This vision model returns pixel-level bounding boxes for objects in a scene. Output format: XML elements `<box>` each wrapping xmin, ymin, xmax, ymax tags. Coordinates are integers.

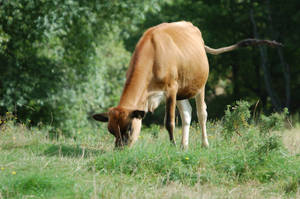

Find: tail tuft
<box><xmin>237</xmin><ymin>38</ymin><xmax>283</xmax><ymax>48</ymax></box>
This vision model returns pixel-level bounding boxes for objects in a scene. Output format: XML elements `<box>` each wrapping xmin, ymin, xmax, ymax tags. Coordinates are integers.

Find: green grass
<box><xmin>0</xmin><ymin>117</ymin><xmax>300</xmax><ymax>198</ymax></box>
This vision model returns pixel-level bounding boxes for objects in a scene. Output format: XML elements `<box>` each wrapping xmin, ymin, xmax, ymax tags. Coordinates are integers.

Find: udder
<box><xmin>146</xmin><ymin>91</ymin><xmax>164</xmax><ymax>112</ymax></box>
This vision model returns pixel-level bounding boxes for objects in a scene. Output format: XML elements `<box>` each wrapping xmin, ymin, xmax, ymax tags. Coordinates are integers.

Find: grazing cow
<box><xmin>93</xmin><ymin>21</ymin><xmax>281</xmax><ymax>148</ymax></box>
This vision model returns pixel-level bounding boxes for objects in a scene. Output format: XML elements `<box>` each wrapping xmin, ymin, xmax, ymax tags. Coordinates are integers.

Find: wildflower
<box><xmin>13</xmin><ymin>136</ymin><xmax>16</xmax><ymax>140</ymax></box>
<box><xmin>1</xmin><ymin>167</ymin><xmax>4</xmax><ymax>171</ymax></box>
<box><xmin>11</xmin><ymin>171</ymin><xmax>16</xmax><ymax>175</ymax></box>
<box><xmin>185</xmin><ymin>157</ymin><xmax>189</xmax><ymax>160</ymax></box>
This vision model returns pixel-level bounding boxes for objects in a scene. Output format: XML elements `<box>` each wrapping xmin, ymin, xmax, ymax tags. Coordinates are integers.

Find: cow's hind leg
<box><xmin>196</xmin><ymin>89</ymin><xmax>209</xmax><ymax>147</ymax></box>
<box><xmin>165</xmin><ymin>86</ymin><xmax>178</xmax><ymax>145</ymax></box>
<box><xmin>177</xmin><ymin>99</ymin><xmax>192</xmax><ymax>149</ymax></box>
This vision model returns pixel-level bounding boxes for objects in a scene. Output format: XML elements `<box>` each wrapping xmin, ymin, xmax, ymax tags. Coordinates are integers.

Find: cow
<box><xmin>93</xmin><ymin>21</ymin><xmax>281</xmax><ymax>149</ymax></box>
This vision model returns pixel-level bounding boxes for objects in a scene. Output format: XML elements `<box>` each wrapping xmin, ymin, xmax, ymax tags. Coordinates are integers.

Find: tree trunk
<box><xmin>232</xmin><ymin>61</ymin><xmax>239</xmax><ymax>100</ymax></box>
<box><xmin>266</xmin><ymin>0</ymin><xmax>291</xmax><ymax>109</ymax></box>
<box><xmin>249</xmin><ymin>9</ymin><xmax>282</xmax><ymax>111</ymax></box>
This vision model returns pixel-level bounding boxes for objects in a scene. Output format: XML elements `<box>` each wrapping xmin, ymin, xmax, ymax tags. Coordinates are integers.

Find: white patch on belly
<box><xmin>146</xmin><ymin>91</ymin><xmax>165</xmax><ymax>113</ymax></box>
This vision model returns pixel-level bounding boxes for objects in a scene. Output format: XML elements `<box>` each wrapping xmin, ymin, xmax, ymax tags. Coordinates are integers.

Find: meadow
<box><xmin>0</xmin><ymin>102</ymin><xmax>299</xmax><ymax>199</ymax></box>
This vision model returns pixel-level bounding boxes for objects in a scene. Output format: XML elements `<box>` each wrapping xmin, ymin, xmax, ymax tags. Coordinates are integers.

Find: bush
<box><xmin>223</xmin><ymin>101</ymin><xmax>251</xmax><ymax>138</ymax></box>
<box><xmin>259</xmin><ymin>108</ymin><xmax>289</xmax><ymax>134</ymax></box>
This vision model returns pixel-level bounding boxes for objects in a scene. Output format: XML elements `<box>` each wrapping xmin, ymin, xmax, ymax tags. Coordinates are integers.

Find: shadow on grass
<box><xmin>42</xmin><ymin>144</ymin><xmax>105</xmax><ymax>158</ymax></box>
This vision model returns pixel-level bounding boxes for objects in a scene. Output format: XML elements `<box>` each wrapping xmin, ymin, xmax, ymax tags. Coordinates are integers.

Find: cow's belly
<box><xmin>176</xmin><ymin>67</ymin><xmax>208</xmax><ymax>100</ymax></box>
<box><xmin>177</xmin><ymin>87</ymin><xmax>200</xmax><ymax>100</ymax></box>
<box><xmin>176</xmin><ymin>75</ymin><xmax>206</xmax><ymax>100</ymax></box>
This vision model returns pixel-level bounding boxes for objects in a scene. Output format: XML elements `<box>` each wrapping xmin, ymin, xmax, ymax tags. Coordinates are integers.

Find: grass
<box><xmin>0</xmin><ymin>110</ymin><xmax>300</xmax><ymax>198</ymax></box>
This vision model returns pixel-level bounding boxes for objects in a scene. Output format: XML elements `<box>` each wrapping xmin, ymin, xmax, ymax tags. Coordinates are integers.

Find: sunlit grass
<box><xmin>0</xmin><ymin>110</ymin><xmax>299</xmax><ymax>198</ymax></box>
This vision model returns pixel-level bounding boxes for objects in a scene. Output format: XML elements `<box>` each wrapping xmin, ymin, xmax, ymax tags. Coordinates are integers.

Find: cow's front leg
<box><xmin>128</xmin><ymin>118</ymin><xmax>142</xmax><ymax>147</ymax></box>
<box><xmin>165</xmin><ymin>87</ymin><xmax>177</xmax><ymax>145</ymax></box>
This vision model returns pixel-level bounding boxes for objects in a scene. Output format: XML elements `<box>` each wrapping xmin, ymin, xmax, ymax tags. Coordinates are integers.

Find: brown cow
<box><xmin>93</xmin><ymin>21</ymin><xmax>281</xmax><ymax>149</ymax></box>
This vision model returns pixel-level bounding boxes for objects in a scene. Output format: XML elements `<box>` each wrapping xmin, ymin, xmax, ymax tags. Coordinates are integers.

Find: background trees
<box><xmin>0</xmin><ymin>0</ymin><xmax>299</xmax><ymax>132</ymax></box>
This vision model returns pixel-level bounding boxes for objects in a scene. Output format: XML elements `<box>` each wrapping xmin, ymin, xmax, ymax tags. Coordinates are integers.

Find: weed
<box><xmin>259</xmin><ymin>108</ymin><xmax>289</xmax><ymax>135</ymax></box>
<box><xmin>283</xmin><ymin>177</ymin><xmax>300</xmax><ymax>194</ymax></box>
<box><xmin>223</xmin><ymin>101</ymin><xmax>251</xmax><ymax>138</ymax></box>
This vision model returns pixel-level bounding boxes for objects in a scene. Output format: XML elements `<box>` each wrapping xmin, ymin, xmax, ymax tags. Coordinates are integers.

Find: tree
<box><xmin>0</xmin><ymin>0</ymin><xmax>162</xmax><ymax>132</ymax></box>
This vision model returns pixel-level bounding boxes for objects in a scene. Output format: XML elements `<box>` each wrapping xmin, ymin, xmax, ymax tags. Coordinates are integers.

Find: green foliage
<box><xmin>0</xmin><ymin>27</ymin><xmax>9</xmax><ymax>53</ymax></box>
<box><xmin>222</xmin><ymin>100</ymin><xmax>289</xmax><ymax>139</ymax></box>
<box><xmin>52</xmin><ymin>37</ymin><xmax>131</xmax><ymax>134</ymax></box>
<box><xmin>0</xmin><ymin>0</ymin><xmax>164</xmax><ymax>134</ymax></box>
<box><xmin>223</xmin><ymin>101</ymin><xmax>251</xmax><ymax>138</ymax></box>
<box><xmin>259</xmin><ymin>108</ymin><xmax>289</xmax><ymax>134</ymax></box>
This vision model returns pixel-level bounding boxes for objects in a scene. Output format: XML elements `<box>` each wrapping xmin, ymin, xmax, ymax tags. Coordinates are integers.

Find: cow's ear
<box><xmin>130</xmin><ymin>110</ymin><xmax>146</xmax><ymax>119</ymax></box>
<box><xmin>93</xmin><ymin>113</ymin><xmax>109</xmax><ymax>122</ymax></box>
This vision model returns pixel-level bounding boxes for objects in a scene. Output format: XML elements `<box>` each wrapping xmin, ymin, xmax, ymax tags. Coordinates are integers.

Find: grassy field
<box><xmin>0</xmin><ymin>108</ymin><xmax>300</xmax><ymax>198</ymax></box>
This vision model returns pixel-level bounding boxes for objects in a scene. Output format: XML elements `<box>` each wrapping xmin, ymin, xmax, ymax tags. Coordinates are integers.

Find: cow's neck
<box><xmin>118</xmin><ymin>66</ymin><xmax>150</xmax><ymax>111</ymax></box>
<box><xmin>118</xmin><ymin>37</ymin><xmax>154</xmax><ymax>111</ymax></box>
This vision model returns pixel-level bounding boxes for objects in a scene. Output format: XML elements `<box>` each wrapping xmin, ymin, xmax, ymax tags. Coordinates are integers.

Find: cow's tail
<box><xmin>204</xmin><ymin>39</ymin><xmax>282</xmax><ymax>55</ymax></box>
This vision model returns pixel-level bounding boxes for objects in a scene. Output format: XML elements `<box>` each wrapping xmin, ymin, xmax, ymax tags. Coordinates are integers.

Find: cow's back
<box><xmin>149</xmin><ymin>21</ymin><xmax>209</xmax><ymax>99</ymax></box>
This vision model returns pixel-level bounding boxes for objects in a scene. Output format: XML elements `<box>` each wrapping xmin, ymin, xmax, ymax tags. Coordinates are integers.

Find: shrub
<box><xmin>223</xmin><ymin>101</ymin><xmax>251</xmax><ymax>138</ymax></box>
<box><xmin>259</xmin><ymin>108</ymin><xmax>289</xmax><ymax>134</ymax></box>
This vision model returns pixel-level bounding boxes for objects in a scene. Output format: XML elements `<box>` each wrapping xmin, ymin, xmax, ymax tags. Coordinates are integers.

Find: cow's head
<box><xmin>93</xmin><ymin>106</ymin><xmax>145</xmax><ymax>148</ymax></box>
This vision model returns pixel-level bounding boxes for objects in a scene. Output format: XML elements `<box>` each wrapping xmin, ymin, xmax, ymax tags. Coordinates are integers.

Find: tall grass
<box><xmin>90</xmin><ymin>101</ymin><xmax>299</xmax><ymax>194</ymax></box>
<box><xmin>91</xmin><ymin>125</ymin><xmax>299</xmax><ymax>186</ymax></box>
<box><xmin>0</xmin><ymin>102</ymin><xmax>300</xmax><ymax>198</ymax></box>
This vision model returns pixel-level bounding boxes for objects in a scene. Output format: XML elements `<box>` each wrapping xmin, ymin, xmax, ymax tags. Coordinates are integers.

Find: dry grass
<box><xmin>282</xmin><ymin>126</ymin><xmax>300</xmax><ymax>155</ymax></box>
<box><xmin>134</xmin><ymin>181</ymin><xmax>294</xmax><ymax>199</ymax></box>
